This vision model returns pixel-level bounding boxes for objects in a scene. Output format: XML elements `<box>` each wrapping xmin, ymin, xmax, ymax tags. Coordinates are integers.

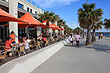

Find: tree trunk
<box><xmin>86</xmin><ymin>25</ymin><xmax>91</xmax><ymax>45</ymax></box>
<box><xmin>82</xmin><ymin>28</ymin><xmax>84</xmax><ymax>38</ymax></box>
<box><xmin>92</xmin><ymin>29</ymin><xmax>95</xmax><ymax>43</ymax></box>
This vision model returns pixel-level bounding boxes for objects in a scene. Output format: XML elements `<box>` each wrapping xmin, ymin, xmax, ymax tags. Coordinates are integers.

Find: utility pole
<box><xmin>87</xmin><ymin>0</ymin><xmax>88</xmax><ymax>3</ymax></box>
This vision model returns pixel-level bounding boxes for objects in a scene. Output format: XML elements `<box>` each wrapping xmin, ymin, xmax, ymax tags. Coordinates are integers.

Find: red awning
<box><xmin>18</xmin><ymin>12</ymin><xmax>45</xmax><ymax>28</ymax></box>
<box><xmin>1</xmin><ymin>12</ymin><xmax>46</xmax><ymax>28</ymax></box>
<box><xmin>60</xmin><ymin>27</ymin><xmax>65</xmax><ymax>31</ymax></box>
<box><xmin>0</xmin><ymin>8</ymin><xmax>26</xmax><ymax>22</ymax></box>
<box><xmin>43</xmin><ymin>20</ymin><xmax>56</xmax><ymax>30</ymax></box>
<box><xmin>52</xmin><ymin>23</ymin><xmax>61</xmax><ymax>30</ymax></box>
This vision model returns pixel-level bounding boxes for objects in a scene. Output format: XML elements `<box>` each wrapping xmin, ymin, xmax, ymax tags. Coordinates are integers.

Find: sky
<box><xmin>33</xmin><ymin>0</ymin><xmax>110</xmax><ymax>32</ymax></box>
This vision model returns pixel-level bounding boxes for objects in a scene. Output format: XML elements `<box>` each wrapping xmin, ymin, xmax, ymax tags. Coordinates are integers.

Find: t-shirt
<box><xmin>27</xmin><ymin>39</ymin><xmax>31</xmax><ymax>43</ymax></box>
<box><xmin>69</xmin><ymin>36</ymin><xmax>74</xmax><ymax>41</ymax></box>
<box><xmin>43</xmin><ymin>38</ymin><xmax>47</xmax><ymax>41</ymax></box>
<box><xmin>76</xmin><ymin>35</ymin><xmax>80</xmax><ymax>41</ymax></box>
<box><xmin>9</xmin><ymin>34</ymin><xmax>15</xmax><ymax>42</ymax></box>
<box><xmin>5</xmin><ymin>40</ymin><xmax>12</xmax><ymax>50</ymax></box>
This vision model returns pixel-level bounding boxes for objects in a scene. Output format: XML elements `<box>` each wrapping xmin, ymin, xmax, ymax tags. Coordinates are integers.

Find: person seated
<box><xmin>54</xmin><ymin>34</ymin><xmax>57</xmax><ymax>38</ymax></box>
<box><xmin>38</xmin><ymin>35</ymin><xmax>42</xmax><ymax>41</ymax></box>
<box><xmin>43</xmin><ymin>35</ymin><xmax>47</xmax><ymax>44</ymax></box>
<box><xmin>5</xmin><ymin>37</ymin><xmax>14</xmax><ymax>56</ymax></box>
<box><xmin>9</xmin><ymin>31</ymin><xmax>16</xmax><ymax>44</ymax></box>
<box><xmin>26</xmin><ymin>37</ymin><xmax>31</xmax><ymax>43</ymax></box>
<box><xmin>20</xmin><ymin>37</ymin><xmax>29</xmax><ymax>54</ymax></box>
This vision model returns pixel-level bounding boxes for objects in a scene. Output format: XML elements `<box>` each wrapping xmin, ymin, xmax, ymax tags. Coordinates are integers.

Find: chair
<box><xmin>55</xmin><ymin>38</ymin><xmax>58</xmax><ymax>42</ymax></box>
<box><xmin>16</xmin><ymin>46</ymin><xmax>25</xmax><ymax>57</ymax></box>
<box><xmin>46</xmin><ymin>40</ymin><xmax>49</xmax><ymax>46</ymax></box>
<box><xmin>29</xmin><ymin>44</ymin><xmax>34</xmax><ymax>49</ymax></box>
<box><xmin>40</xmin><ymin>41</ymin><xmax>44</xmax><ymax>47</ymax></box>
<box><xmin>0</xmin><ymin>51</ymin><xmax>7</xmax><ymax>62</ymax></box>
<box><xmin>52</xmin><ymin>39</ymin><xmax>55</xmax><ymax>43</ymax></box>
<box><xmin>34</xmin><ymin>42</ymin><xmax>41</xmax><ymax>50</ymax></box>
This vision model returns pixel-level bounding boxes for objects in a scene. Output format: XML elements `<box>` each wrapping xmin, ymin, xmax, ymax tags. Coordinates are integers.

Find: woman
<box><xmin>69</xmin><ymin>34</ymin><xmax>74</xmax><ymax>46</ymax></box>
<box><xmin>38</xmin><ymin>35</ymin><xmax>42</xmax><ymax>41</ymax></box>
<box><xmin>43</xmin><ymin>35</ymin><xmax>47</xmax><ymax>44</ymax></box>
<box><xmin>21</xmin><ymin>37</ymin><xmax>29</xmax><ymax>54</ymax></box>
<box><xmin>75</xmin><ymin>33</ymin><xmax>80</xmax><ymax>47</ymax></box>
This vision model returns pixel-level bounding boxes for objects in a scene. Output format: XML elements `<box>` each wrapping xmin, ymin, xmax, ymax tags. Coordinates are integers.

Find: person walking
<box><xmin>99</xmin><ymin>34</ymin><xmax>101</xmax><ymax>40</ymax></box>
<box><xmin>69</xmin><ymin>34</ymin><xmax>74</xmax><ymax>46</ymax></box>
<box><xmin>75</xmin><ymin>33</ymin><xmax>80</xmax><ymax>47</ymax></box>
<box><xmin>101</xmin><ymin>34</ymin><xmax>103</xmax><ymax>39</ymax></box>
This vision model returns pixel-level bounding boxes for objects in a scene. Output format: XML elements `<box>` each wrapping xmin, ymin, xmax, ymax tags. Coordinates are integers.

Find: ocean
<box><xmin>85</xmin><ymin>32</ymin><xmax>110</xmax><ymax>37</ymax></box>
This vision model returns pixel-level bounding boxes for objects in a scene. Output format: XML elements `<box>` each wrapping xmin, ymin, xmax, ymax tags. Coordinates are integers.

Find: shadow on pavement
<box><xmin>65</xmin><ymin>42</ymin><xmax>85</xmax><ymax>47</ymax></box>
<box><xmin>86</xmin><ymin>43</ymin><xmax>110</xmax><ymax>53</ymax></box>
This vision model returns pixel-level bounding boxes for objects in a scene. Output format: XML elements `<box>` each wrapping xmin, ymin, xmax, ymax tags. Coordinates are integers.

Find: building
<box><xmin>0</xmin><ymin>0</ymin><xmax>44</xmax><ymax>42</ymax></box>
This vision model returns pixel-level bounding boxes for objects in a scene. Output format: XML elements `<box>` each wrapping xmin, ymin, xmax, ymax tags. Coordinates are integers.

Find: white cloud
<box><xmin>34</xmin><ymin>0</ymin><xmax>80</xmax><ymax>9</ymax></box>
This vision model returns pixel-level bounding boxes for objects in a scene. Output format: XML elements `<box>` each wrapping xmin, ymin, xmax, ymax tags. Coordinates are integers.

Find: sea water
<box><xmin>85</xmin><ymin>33</ymin><xmax>110</xmax><ymax>37</ymax></box>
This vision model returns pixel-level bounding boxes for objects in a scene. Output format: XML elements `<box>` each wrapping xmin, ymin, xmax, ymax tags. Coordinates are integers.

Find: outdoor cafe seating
<box><xmin>0</xmin><ymin>35</ymin><xmax>65</xmax><ymax>64</ymax></box>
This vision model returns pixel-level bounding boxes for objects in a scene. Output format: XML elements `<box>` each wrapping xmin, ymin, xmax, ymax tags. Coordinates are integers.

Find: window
<box><xmin>27</xmin><ymin>7</ymin><xmax>29</xmax><ymax>12</ymax></box>
<box><xmin>30</xmin><ymin>9</ymin><xmax>32</xmax><ymax>13</ymax></box>
<box><xmin>18</xmin><ymin>3</ymin><xmax>24</xmax><ymax>9</ymax></box>
<box><xmin>35</xmin><ymin>11</ymin><xmax>37</xmax><ymax>15</ymax></box>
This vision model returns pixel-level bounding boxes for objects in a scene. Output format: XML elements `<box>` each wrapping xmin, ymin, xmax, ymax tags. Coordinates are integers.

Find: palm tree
<box><xmin>91</xmin><ymin>21</ymin><xmax>102</xmax><ymax>42</ymax></box>
<box><xmin>91</xmin><ymin>9</ymin><xmax>103</xmax><ymax>42</ymax></box>
<box><xmin>73</xmin><ymin>27</ymin><xmax>83</xmax><ymax>34</ymax></box>
<box><xmin>103</xmin><ymin>18</ymin><xmax>110</xmax><ymax>30</ymax></box>
<box><xmin>78</xmin><ymin>3</ymin><xmax>97</xmax><ymax>45</ymax></box>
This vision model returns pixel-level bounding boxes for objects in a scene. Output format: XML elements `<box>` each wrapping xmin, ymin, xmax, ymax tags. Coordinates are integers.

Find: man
<box><xmin>75</xmin><ymin>33</ymin><xmax>80</xmax><ymax>47</ymax></box>
<box><xmin>5</xmin><ymin>37</ymin><xmax>14</xmax><ymax>56</ymax></box>
<box><xmin>9</xmin><ymin>31</ymin><xmax>16</xmax><ymax>44</ymax></box>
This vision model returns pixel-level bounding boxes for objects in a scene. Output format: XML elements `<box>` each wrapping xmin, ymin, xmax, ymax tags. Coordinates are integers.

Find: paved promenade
<box><xmin>31</xmin><ymin>38</ymin><xmax>110</xmax><ymax>73</ymax></box>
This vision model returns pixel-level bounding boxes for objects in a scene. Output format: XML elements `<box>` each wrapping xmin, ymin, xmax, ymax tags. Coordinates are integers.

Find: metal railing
<box><xmin>26</xmin><ymin>0</ymin><xmax>44</xmax><ymax>11</ymax></box>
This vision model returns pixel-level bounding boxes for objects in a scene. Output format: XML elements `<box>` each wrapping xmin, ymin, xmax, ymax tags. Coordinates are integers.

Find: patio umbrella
<box><xmin>60</xmin><ymin>27</ymin><xmax>65</xmax><ymax>31</ymax></box>
<box><xmin>0</xmin><ymin>8</ymin><xmax>26</xmax><ymax>22</ymax></box>
<box><xmin>52</xmin><ymin>23</ymin><xmax>61</xmax><ymax>30</ymax></box>
<box><xmin>42</xmin><ymin>20</ymin><xmax>56</xmax><ymax>30</ymax></box>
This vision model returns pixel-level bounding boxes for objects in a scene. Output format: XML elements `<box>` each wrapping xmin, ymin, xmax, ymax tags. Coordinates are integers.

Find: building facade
<box><xmin>0</xmin><ymin>0</ymin><xmax>44</xmax><ymax>42</ymax></box>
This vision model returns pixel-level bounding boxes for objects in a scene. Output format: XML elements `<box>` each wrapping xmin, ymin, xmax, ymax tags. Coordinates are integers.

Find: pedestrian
<box><xmin>101</xmin><ymin>34</ymin><xmax>103</xmax><ymax>39</ymax></box>
<box><xmin>69</xmin><ymin>34</ymin><xmax>74</xmax><ymax>46</ymax></box>
<box><xmin>99</xmin><ymin>34</ymin><xmax>101</xmax><ymax>40</ymax></box>
<box><xmin>75</xmin><ymin>33</ymin><xmax>80</xmax><ymax>47</ymax></box>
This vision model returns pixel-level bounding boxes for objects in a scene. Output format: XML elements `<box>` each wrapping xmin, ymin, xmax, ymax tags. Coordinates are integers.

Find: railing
<box><xmin>26</xmin><ymin>0</ymin><xmax>44</xmax><ymax>12</ymax></box>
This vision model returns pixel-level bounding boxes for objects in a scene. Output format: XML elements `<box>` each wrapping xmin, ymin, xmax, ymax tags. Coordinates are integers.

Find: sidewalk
<box><xmin>31</xmin><ymin>38</ymin><xmax>110</xmax><ymax>73</ymax></box>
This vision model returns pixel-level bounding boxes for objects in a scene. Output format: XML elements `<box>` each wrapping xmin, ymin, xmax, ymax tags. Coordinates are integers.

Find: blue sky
<box><xmin>34</xmin><ymin>0</ymin><xmax>110</xmax><ymax>32</ymax></box>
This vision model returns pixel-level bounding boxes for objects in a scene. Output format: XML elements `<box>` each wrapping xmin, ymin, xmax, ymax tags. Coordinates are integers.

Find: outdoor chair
<box><xmin>16</xmin><ymin>46</ymin><xmax>25</xmax><ymax>57</ymax></box>
<box><xmin>34</xmin><ymin>42</ymin><xmax>41</xmax><ymax>50</ymax></box>
<box><xmin>52</xmin><ymin>39</ymin><xmax>55</xmax><ymax>43</ymax></box>
<box><xmin>29</xmin><ymin>44</ymin><xmax>34</xmax><ymax>49</ymax></box>
<box><xmin>25</xmin><ymin>48</ymin><xmax>30</xmax><ymax>54</ymax></box>
<box><xmin>40</xmin><ymin>41</ymin><xmax>44</xmax><ymax>47</ymax></box>
<box><xmin>0</xmin><ymin>50</ymin><xmax>7</xmax><ymax>62</ymax></box>
<box><xmin>55</xmin><ymin>38</ymin><xmax>58</xmax><ymax>42</ymax></box>
<box><xmin>45</xmin><ymin>40</ymin><xmax>49</xmax><ymax>46</ymax></box>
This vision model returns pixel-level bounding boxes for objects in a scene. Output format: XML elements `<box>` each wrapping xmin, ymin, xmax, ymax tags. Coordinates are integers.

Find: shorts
<box><xmin>44</xmin><ymin>41</ymin><xmax>46</xmax><ymax>43</ymax></box>
<box><xmin>12</xmin><ymin>41</ymin><xmax>16</xmax><ymax>44</ymax></box>
<box><xmin>70</xmin><ymin>41</ymin><xmax>73</xmax><ymax>43</ymax></box>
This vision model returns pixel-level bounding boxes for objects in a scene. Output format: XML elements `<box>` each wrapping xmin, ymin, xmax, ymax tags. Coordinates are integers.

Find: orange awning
<box><xmin>52</xmin><ymin>23</ymin><xmax>61</xmax><ymax>30</ymax></box>
<box><xmin>43</xmin><ymin>20</ymin><xmax>56</xmax><ymax>30</ymax></box>
<box><xmin>1</xmin><ymin>12</ymin><xmax>46</xmax><ymax>28</ymax></box>
<box><xmin>60</xmin><ymin>27</ymin><xmax>65</xmax><ymax>31</ymax></box>
<box><xmin>18</xmin><ymin>12</ymin><xmax>45</xmax><ymax>27</ymax></box>
<box><xmin>0</xmin><ymin>8</ymin><xmax>26</xmax><ymax>22</ymax></box>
